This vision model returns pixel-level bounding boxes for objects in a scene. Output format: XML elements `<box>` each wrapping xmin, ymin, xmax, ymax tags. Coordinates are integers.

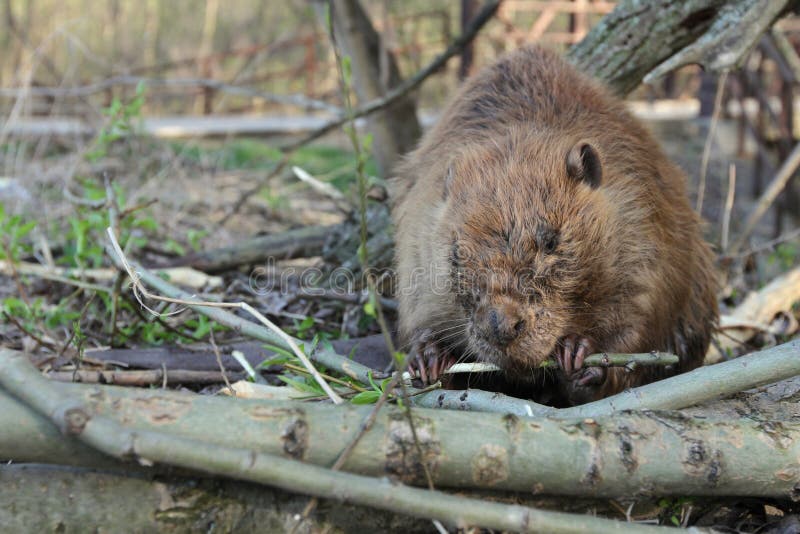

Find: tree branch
<box><xmin>2</xmin><ymin>348</ymin><xmax>800</xmax><ymax>501</ymax></box>
<box><xmin>0</xmin><ymin>350</ymin><xmax>670</xmax><ymax>533</ymax></box>
<box><xmin>280</xmin><ymin>0</ymin><xmax>501</xmax><ymax>152</ymax></box>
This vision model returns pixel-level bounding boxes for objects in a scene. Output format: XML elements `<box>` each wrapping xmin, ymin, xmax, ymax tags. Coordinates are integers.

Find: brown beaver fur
<box><xmin>389</xmin><ymin>45</ymin><xmax>719</xmax><ymax>406</ymax></box>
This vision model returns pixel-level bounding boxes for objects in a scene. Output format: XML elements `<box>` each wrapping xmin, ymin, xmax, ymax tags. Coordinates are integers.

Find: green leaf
<box><xmin>380</xmin><ymin>377</ymin><xmax>392</xmax><ymax>392</ymax></box>
<box><xmin>362</xmin><ymin>298</ymin><xmax>375</xmax><ymax>318</ymax></box>
<box><xmin>296</xmin><ymin>316</ymin><xmax>314</xmax><ymax>331</ymax></box>
<box><xmin>163</xmin><ymin>239</ymin><xmax>186</xmax><ymax>256</ymax></box>
<box><xmin>350</xmin><ymin>390</ymin><xmax>381</xmax><ymax>404</ymax></box>
<box><xmin>192</xmin><ymin>316</ymin><xmax>212</xmax><ymax>338</ymax></box>
<box><xmin>309</xmin><ymin>334</ymin><xmax>320</xmax><ymax>355</ymax></box>
<box><xmin>261</xmin><ymin>343</ymin><xmax>296</xmax><ymax>360</ymax></box>
<box><xmin>132</xmin><ymin>217</ymin><xmax>158</xmax><ymax>231</ymax></box>
<box><xmin>258</xmin><ymin>355</ymin><xmax>293</xmax><ymax>368</ymax></box>
<box><xmin>15</xmin><ymin>220</ymin><xmax>36</xmax><ymax>239</ymax></box>
<box><xmin>278</xmin><ymin>375</ymin><xmax>323</xmax><ymax>394</ymax></box>
<box><xmin>367</xmin><ymin>371</ymin><xmax>381</xmax><ymax>393</ymax></box>
<box><xmin>186</xmin><ymin>229</ymin><xmax>208</xmax><ymax>251</ymax></box>
<box><xmin>360</xmin><ymin>132</ymin><xmax>374</xmax><ymax>152</ymax></box>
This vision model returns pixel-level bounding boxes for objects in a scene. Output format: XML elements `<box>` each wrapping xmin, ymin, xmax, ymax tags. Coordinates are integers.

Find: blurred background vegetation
<box><xmin>1</xmin><ymin>0</ymin><xmax>624</xmax><ymax>116</ymax></box>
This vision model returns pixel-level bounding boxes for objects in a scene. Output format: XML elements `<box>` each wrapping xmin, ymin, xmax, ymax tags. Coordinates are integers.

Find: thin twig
<box><xmin>280</xmin><ymin>0</ymin><xmax>501</xmax><ymax>152</ymax></box>
<box><xmin>0</xmin><ymin>75</ymin><xmax>342</xmax><ymax>114</ymax></box>
<box><xmin>325</xmin><ymin>0</ymin><xmax>435</xmax><ymax>489</ymax></box>
<box><xmin>291</xmin><ymin>165</ymin><xmax>347</xmax><ymax>202</ymax></box>
<box><xmin>293</xmin><ymin>3</ymin><xmax>490</xmax><ymax>524</ymax></box>
<box><xmin>720</xmin><ymin>163</ymin><xmax>736</xmax><ymax>253</ymax></box>
<box><xmin>209</xmin><ymin>330</ymin><xmax>234</xmax><ymax>395</ymax></box>
<box><xmin>1</xmin><ymin>312</ymin><xmax>59</xmax><ymax>352</ymax></box>
<box><xmin>696</xmin><ymin>70</ymin><xmax>728</xmax><ymax>214</ymax></box>
<box><xmin>104</xmin><ymin>173</ymin><xmax>125</xmax><ymax>346</ymax></box>
<box><xmin>283</xmin><ymin>362</ymin><xmax>367</xmax><ymax>392</ymax></box>
<box><xmin>106</xmin><ymin>227</ymin><xmax>343</xmax><ymax>404</ymax></box>
<box><xmin>120</xmin><ymin>293</ymin><xmax>204</xmax><ymax>343</ymax></box>
<box><xmin>729</xmin><ymin>140</ymin><xmax>800</xmax><ymax>254</ymax></box>
<box><xmin>118</xmin><ymin>198</ymin><xmax>158</xmax><ymax>219</ymax></box>
<box><xmin>443</xmin><ymin>352</ymin><xmax>680</xmax><ymax>375</ymax></box>
<box><xmin>722</xmin><ymin>226</ymin><xmax>800</xmax><ymax>260</ymax></box>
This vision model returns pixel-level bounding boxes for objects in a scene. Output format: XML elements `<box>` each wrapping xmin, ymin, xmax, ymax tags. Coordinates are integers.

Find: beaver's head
<box><xmin>440</xmin><ymin>129</ymin><xmax>621</xmax><ymax>372</ymax></box>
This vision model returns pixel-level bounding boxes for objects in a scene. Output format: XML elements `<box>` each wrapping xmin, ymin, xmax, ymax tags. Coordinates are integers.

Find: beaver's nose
<box><xmin>476</xmin><ymin>307</ymin><xmax>525</xmax><ymax>347</ymax></box>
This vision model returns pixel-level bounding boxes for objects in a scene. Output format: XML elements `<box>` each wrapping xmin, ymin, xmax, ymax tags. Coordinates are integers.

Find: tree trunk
<box><xmin>315</xmin><ymin>0</ymin><xmax>422</xmax><ymax>178</ymax></box>
<box><xmin>568</xmin><ymin>0</ymin><xmax>794</xmax><ymax>96</ymax></box>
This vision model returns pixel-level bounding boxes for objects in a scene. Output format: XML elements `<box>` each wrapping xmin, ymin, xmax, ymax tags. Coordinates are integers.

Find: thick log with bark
<box><xmin>569</xmin><ymin>0</ymin><xmax>795</xmax><ymax>96</ymax></box>
<box><xmin>168</xmin><ymin>224</ymin><xmax>331</xmax><ymax>273</ymax></box>
<box><xmin>0</xmin><ymin>464</ymin><xmax>437</xmax><ymax>533</ymax></box>
<box><xmin>2</xmin><ymin>350</ymin><xmax>800</xmax><ymax>500</ymax></box>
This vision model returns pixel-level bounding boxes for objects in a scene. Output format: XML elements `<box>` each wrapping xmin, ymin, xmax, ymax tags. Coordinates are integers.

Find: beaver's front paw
<box><xmin>406</xmin><ymin>328</ymin><xmax>454</xmax><ymax>385</ymax></box>
<box><xmin>555</xmin><ymin>335</ymin><xmax>605</xmax><ymax>405</ymax></box>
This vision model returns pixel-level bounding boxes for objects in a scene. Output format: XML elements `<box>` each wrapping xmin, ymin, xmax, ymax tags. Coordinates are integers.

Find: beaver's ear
<box><xmin>443</xmin><ymin>165</ymin><xmax>454</xmax><ymax>199</ymax></box>
<box><xmin>566</xmin><ymin>142</ymin><xmax>602</xmax><ymax>189</ymax></box>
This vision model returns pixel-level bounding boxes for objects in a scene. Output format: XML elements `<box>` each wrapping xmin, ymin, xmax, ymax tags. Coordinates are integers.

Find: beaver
<box><xmin>389</xmin><ymin>45</ymin><xmax>719</xmax><ymax>406</ymax></box>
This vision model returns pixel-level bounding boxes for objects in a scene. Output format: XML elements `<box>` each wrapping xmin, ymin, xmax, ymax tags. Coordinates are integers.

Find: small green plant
<box><xmin>262</xmin><ymin>339</ymin><xmax>327</xmax><ymax>393</ymax></box>
<box><xmin>1</xmin><ymin>296</ymin><xmax>81</xmax><ymax>334</ymax></box>
<box><xmin>292</xmin><ymin>316</ymin><xmax>316</xmax><ymax>338</ymax></box>
<box><xmin>186</xmin><ymin>229</ymin><xmax>209</xmax><ymax>252</ymax></box>
<box><xmin>184</xmin><ymin>315</ymin><xmax>224</xmax><ymax>339</ymax></box>
<box><xmin>0</xmin><ymin>204</ymin><xmax>36</xmax><ymax>261</ymax></box>
<box><xmin>85</xmin><ymin>82</ymin><xmax>146</xmax><ymax>163</ymax></box>
<box><xmin>350</xmin><ymin>372</ymin><xmax>393</xmax><ymax>405</ymax></box>
<box><xmin>658</xmin><ymin>497</ymin><xmax>692</xmax><ymax>527</ymax></box>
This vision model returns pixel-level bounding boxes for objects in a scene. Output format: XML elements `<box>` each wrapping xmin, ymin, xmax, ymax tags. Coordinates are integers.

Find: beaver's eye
<box><xmin>536</xmin><ymin>225</ymin><xmax>559</xmax><ymax>254</ymax></box>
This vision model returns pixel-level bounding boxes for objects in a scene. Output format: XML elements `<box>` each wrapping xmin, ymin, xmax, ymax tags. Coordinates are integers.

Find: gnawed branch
<box><xmin>2</xmin><ymin>347</ymin><xmax>800</xmax><ymax>501</ymax></box>
<box><xmin>0</xmin><ymin>350</ymin><xmax>672</xmax><ymax>533</ymax></box>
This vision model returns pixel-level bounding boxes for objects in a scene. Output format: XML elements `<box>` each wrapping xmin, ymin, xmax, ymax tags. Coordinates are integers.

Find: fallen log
<box><xmin>0</xmin><ymin>464</ymin><xmax>438</xmax><ymax>533</ymax></box>
<box><xmin>168</xmin><ymin>224</ymin><xmax>332</xmax><ymax>273</ymax></box>
<box><xmin>2</xmin><ymin>348</ymin><xmax>799</xmax><ymax>500</ymax></box>
<box><xmin>1</xmin><ymin>352</ymin><xmax>674</xmax><ymax>533</ymax></box>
